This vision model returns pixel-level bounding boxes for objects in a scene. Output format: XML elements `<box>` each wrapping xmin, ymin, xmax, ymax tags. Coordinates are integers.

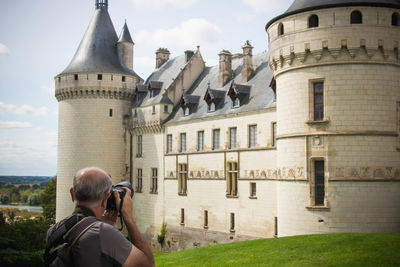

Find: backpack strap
<box><xmin>57</xmin><ymin>216</ymin><xmax>99</xmax><ymax>265</ymax></box>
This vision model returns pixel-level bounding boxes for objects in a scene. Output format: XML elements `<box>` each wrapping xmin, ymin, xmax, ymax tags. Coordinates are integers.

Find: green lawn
<box><xmin>155</xmin><ymin>233</ymin><xmax>400</xmax><ymax>266</ymax></box>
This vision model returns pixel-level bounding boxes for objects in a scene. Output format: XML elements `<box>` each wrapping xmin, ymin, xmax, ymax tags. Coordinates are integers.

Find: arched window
<box><xmin>308</xmin><ymin>14</ymin><xmax>319</xmax><ymax>28</ymax></box>
<box><xmin>351</xmin><ymin>10</ymin><xmax>362</xmax><ymax>24</ymax></box>
<box><xmin>392</xmin><ymin>12</ymin><xmax>399</xmax><ymax>26</ymax></box>
<box><xmin>278</xmin><ymin>23</ymin><xmax>284</xmax><ymax>36</ymax></box>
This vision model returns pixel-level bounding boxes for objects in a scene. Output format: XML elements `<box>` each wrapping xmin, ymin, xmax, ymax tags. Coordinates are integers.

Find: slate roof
<box><xmin>165</xmin><ymin>51</ymin><xmax>275</xmax><ymax>124</ymax></box>
<box><xmin>118</xmin><ymin>22</ymin><xmax>134</xmax><ymax>44</ymax></box>
<box><xmin>132</xmin><ymin>55</ymin><xmax>187</xmax><ymax>107</ymax></box>
<box><xmin>266</xmin><ymin>0</ymin><xmax>400</xmax><ymax>29</ymax></box>
<box><xmin>60</xmin><ymin>8</ymin><xmax>140</xmax><ymax>77</ymax></box>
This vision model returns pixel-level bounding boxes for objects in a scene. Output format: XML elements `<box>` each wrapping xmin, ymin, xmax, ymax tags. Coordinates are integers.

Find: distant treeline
<box><xmin>0</xmin><ymin>176</ymin><xmax>54</xmax><ymax>185</ymax></box>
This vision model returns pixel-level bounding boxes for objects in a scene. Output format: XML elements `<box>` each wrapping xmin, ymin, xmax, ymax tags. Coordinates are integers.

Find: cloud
<box><xmin>0</xmin><ymin>43</ymin><xmax>10</xmax><ymax>56</ymax></box>
<box><xmin>135</xmin><ymin>56</ymin><xmax>155</xmax><ymax>69</ymax></box>
<box><xmin>235</xmin><ymin>12</ymin><xmax>256</xmax><ymax>23</ymax></box>
<box><xmin>0</xmin><ymin>121</ymin><xmax>33</xmax><ymax>129</ymax></box>
<box><xmin>131</xmin><ymin>0</ymin><xmax>198</xmax><ymax>9</ymax></box>
<box><xmin>243</xmin><ymin>0</ymin><xmax>292</xmax><ymax>13</ymax></box>
<box><xmin>0</xmin><ymin>101</ymin><xmax>50</xmax><ymax>116</ymax></box>
<box><xmin>136</xmin><ymin>18</ymin><xmax>224</xmax><ymax>49</ymax></box>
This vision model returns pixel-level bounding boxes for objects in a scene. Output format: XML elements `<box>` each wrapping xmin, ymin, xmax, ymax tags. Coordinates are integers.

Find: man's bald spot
<box><xmin>73</xmin><ymin>167</ymin><xmax>112</xmax><ymax>203</ymax></box>
<box><xmin>75</xmin><ymin>167</ymin><xmax>110</xmax><ymax>185</ymax></box>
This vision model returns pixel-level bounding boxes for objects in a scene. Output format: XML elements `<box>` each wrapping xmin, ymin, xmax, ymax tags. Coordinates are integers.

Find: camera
<box><xmin>106</xmin><ymin>181</ymin><xmax>134</xmax><ymax>211</ymax></box>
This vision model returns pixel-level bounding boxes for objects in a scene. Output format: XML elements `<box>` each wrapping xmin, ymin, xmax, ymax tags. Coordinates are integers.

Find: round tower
<box><xmin>266</xmin><ymin>0</ymin><xmax>400</xmax><ymax>236</ymax></box>
<box><xmin>55</xmin><ymin>0</ymin><xmax>142</xmax><ymax>221</ymax></box>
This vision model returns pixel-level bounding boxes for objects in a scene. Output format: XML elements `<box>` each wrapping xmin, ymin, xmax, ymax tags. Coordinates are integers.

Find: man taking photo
<box><xmin>45</xmin><ymin>167</ymin><xmax>155</xmax><ymax>267</ymax></box>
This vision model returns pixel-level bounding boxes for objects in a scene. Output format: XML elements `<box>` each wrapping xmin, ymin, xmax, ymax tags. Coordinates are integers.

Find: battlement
<box><xmin>267</xmin><ymin>6</ymin><xmax>400</xmax><ymax>75</ymax></box>
<box><xmin>55</xmin><ymin>73</ymin><xmax>137</xmax><ymax>101</ymax></box>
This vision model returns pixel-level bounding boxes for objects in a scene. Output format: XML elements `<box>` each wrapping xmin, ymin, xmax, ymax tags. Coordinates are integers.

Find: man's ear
<box><xmin>70</xmin><ymin>187</ymin><xmax>75</xmax><ymax>202</ymax></box>
<box><xmin>101</xmin><ymin>192</ymin><xmax>110</xmax><ymax>209</ymax></box>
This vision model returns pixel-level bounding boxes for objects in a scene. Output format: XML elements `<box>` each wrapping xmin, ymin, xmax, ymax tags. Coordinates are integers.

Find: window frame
<box><xmin>178</xmin><ymin>163</ymin><xmax>188</xmax><ymax>195</ymax></box>
<box><xmin>166</xmin><ymin>134</ymin><xmax>172</xmax><ymax>154</ymax></box>
<box><xmin>212</xmin><ymin>129</ymin><xmax>220</xmax><ymax>150</ymax></box>
<box><xmin>180</xmin><ymin>133</ymin><xmax>186</xmax><ymax>152</ymax></box>
<box><xmin>350</xmin><ymin>10</ymin><xmax>362</xmax><ymax>24</ymax></box>
<box><xmin>136</xmin><ymin>135</ymin><xmax>143</xmax><ymax>157</ymax></box>
<box><xmin>308</xmin><ymin>14</ymin><xmax>319</xmax><ymax>28</ymax></box>
<box><xmin>150</xmin><ymin>168</ymin><xmax>158</xmax><ymax>194</ymax></box>
<box><xmin>136</xmin><ymin>168</ymin><xmax>143</xmax><ymax>193</ymax></box>
<box><xmin>271</xmin><ymin>122</ymin><xmax>277</xmax><ymax>147</ymax></box>
<box><xmin>248</xmin><ymin>125</ymin><xmax>257</xmax><ymax>148</ymax></box>
<box><xmin>229</xmin><ymin>127</ymin><xmax>237</xmax><ymax>149</ymax></box>
<box><xmin>278</xmin><ymin>23</ymin><xmax>284</xmax><ymax>36</ymax></box>
<box><xmin>249</xmin><ymin>182</ymin><xmax>257</xmax><ymax>199</ymax></box>
<box><xmin>227</xmin><ymin>162</ymin><xmax>238</xmax><ymax>197</ymax></box>
<box><xmin>197</xmin><ymin>131</ymin><xmax>204</xmax><ymax>152</ymax></box>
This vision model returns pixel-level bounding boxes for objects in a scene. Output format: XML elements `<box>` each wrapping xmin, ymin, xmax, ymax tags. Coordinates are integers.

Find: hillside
<box><xmin>0</xmin><ymin>176</ymin><xmax>53</xmax><ymax>185</ymax></box>
<box><xmin>155</xmin><ymin>233</ymin><xmax>400</xmax><ymax>266</ymax></box>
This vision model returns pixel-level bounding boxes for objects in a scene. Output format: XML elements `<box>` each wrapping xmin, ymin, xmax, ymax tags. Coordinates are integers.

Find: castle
<box><xmin>55</xmin><ymin>0</ymin><xmax>400</xmax><ymax>250</ymax></box>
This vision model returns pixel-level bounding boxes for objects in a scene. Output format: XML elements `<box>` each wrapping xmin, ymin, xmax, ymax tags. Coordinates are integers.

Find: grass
<box><xmin>155</xmin><ymin>233</ymin><xmax>400</xmax><ymax>266</ymax></box>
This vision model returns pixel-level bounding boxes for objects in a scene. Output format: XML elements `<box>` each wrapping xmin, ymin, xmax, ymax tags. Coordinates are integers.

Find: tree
<box><xmin>28</xmin><ymin>194</ymin><xmax>40</xmax><ymax>206</ymax></box>
<box><xmin>40</xmin><ymin>177</ymin><xmax>56</xmax><ymax>223</ymax></box>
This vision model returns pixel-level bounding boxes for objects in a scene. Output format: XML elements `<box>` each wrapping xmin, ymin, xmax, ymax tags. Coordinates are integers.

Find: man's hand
<box><xmin>115</xmin><ymin>187</ymin><xmax>134</xmax><ymax>225</ymax></box>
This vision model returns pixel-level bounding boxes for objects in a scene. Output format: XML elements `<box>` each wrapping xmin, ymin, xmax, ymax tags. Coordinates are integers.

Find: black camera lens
<box><xmin>106</xmin><ymin>182</ymin><xmax>133</xmax><ymax>211</ymax></box>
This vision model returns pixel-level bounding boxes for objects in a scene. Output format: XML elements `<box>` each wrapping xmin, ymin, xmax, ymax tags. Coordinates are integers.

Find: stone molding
<box><xmin>130</xmin><ymin>120</ymin><xmax>163</xmax><ymax>134</ymax></box>
<box><xmin>270</xmin><ymin>42</ymin><xmax>400</xmax><ymax>76</ymax></box>
<box><xmin>55</xmin><ymin>86</ymin><xmax>135</xmax><ymax>102</ymax></box>
<box><xmin>277</xmin><ymin>131</ymin><xmax>398</xmax><ymax>140</ymax></box>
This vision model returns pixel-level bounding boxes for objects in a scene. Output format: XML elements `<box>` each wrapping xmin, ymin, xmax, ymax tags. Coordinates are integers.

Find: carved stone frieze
<box><xmin>331</xmin><ymin>166</ymin><xmax>400</xmax><ymax>180</ymax></box>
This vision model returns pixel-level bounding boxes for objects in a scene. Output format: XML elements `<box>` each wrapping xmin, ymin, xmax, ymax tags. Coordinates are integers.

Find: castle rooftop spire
<box><xmin>118</xmin><ymin>21</ymin><xmax>134</xmax><ymax>44</ymax></box>
<box><xmin>60</xmin><ymin>0</ymin><xmax>138</xmax><ymax>76</ymax></box>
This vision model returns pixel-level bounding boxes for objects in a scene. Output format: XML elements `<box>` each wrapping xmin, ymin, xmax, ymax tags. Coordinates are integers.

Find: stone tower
<box><xmin>55</xmin><ymin>0</ymin><xmax>142</xmax><ymax>221</ymax></box>
<box><xmin>266</xmin><ymin>0</ymin><xmax>400</xmax><ymax>236</ymax></box>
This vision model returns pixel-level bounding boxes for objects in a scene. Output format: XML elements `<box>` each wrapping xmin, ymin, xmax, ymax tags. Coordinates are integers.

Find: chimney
<box><xmin>156</xmin><ymin>48</ymin><xmax>170</xmax><ymax>69</ymax></box>
<box><xmin>242</xmin><ymin>40</ymin><xmax>254</xmax><ymax>83</ymax></box>
<box><xmin>184</xmin><ymin>50</ymin><xmax>194</xmax><ymax>63</ymax></box>
<box><xmin>218</xmin><ymin>50</ymin><xmax>232</xmax><ymax>87</ymax></box>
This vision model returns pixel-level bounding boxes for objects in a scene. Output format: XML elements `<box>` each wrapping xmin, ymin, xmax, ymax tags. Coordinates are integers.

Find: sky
<box><xmin>0</xmin><ymin>0</ymin><xmax>293</xmax><ymax>176</ymax></box>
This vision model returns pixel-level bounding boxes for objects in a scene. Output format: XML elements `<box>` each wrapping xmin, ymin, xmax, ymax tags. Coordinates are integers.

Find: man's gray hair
<box><xmin>73</xmin><ymin>167</ymin><xmax>112</xmax><ymax>203</ymax></box>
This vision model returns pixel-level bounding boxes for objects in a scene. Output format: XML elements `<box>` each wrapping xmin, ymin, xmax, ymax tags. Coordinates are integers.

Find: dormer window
<box><xmin>204</xmin><ymin>84</ymin><xmax>225</xmax><ymax>113</ymax></box>
<box><xmin>148</xmin><ymin>81</ymin><xmax>163</xmax><ymax>98</ymax></box>
<box><xmin>184</xmin><ymin>107</ymin><xmax>190</xmax><ymax>116</ymax></box>
<box><xmin>180</xmin><ymin>94</ymin><xmax>200</xmax><ymax>117</ymax></box>
<box><xmin>208</xmin><ymin>102</ymin><xmax>216</xmax><ymax>112</ymax></box>
<box><xmin>233</xmin><ymin>98</ymin><xmax>240</xmax><ymax>108</ymax></box>
<box><xmin>227</xmin><ymin>82</ymin><xmax>250</xmax><ymax>109</ymax></box>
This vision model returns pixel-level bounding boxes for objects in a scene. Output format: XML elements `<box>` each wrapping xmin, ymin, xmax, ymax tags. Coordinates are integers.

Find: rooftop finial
<box><xmin>95</xmin><ymin>0</ymin><xmax>108</xmax><ymax>10</ymax></box>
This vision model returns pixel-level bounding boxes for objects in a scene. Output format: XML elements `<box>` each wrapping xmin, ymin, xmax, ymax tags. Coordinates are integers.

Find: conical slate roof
<box><xmin>61</xmin><ymin>8</ymin><xmax>137</xmax><ymax>76</ymax></box>
<box><xmin>118</xmin><ymin>22</ymin><xmax>134</xmax><ymax>43</ymax></box>
<box><xmin>266</xmin><ymin>0</ymin><xmax>400</xmax><ymax>29</ymax></box>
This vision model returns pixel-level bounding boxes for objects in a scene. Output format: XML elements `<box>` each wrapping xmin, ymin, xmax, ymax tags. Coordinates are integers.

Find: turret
<box><xmin>117</xmin><ymin>21</ymin><xmax>134</xmax><ymax>70</ymax></box>
<box><xmin>54</xmin><ymin>0</ymin><xmax>142</xmax><ymax>222</ymax></box>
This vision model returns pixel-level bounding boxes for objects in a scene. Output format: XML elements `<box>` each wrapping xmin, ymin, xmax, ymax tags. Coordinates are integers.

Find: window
<box><xmin>212</xmin><ymin>129</ymin><xmax>220</xmax><ymax>150</ymax></box>
<box><xmin>180</xmin><ymin>208</ymin><xmax>185</xmax><ymax>225</ymax></box>
<box><xmin>137</xmin><ymin>135</ymin><xmax>142</xmax><ymax>157</ymax></box>
<box><xmin>229</xmin><ymin>127</ymin><xmax>237</xmax><ymax>149</ymax></box>
<box><xmin>97</xmin><ymin>74</ymin><xmax>103</xmax><ymax>80</ymax></box>
<box><xmin>308</xmin><ymin>14</ymin><xmax>319</xmax><ymax>28</ymax></box>
<box><xmin>351</xmin><ymin>10</ymin><xmax>362</xmax><ymax>24</ymax></box>
<box><xmin>232</xmin><ymin>98</ymin><xmax>240</xmax><ymax>108</ymax></box>
<box><xmin>136</xmin><ymin>168</ymin><xmax>142</xmax><ymax>193</ymax></box>
<box><xmin>167</xmin><ymin>134</ymin><xmax>172</xmax><ymax>153</ymax></box>
<box><xmin>204</xmin><ymin>210</ymin><xmax>208</xmax><ymax>229</ymax></box>
<box><xmin>178</xmin><ymin>164</ymin><xmax>188</xmax><ymax>195</ymax></box>
<box><xmin>313</xmin><ymin>82</ymin><xmax>324</xmax><ymax>121</ymax></box>
<box><xmin>134</xmin><ymin>109</ymin><xmax>137</xmax><ymax>117</ymax></box>
<box><xmin>150</xmin><ymin>90</ymin><xmax>154</xmax><ymax>98</ymax></box>
<box><xmin>392</xmin><ymin>13</ymin><xmax>399</xmax><ymax>26</ymax></box>
<box><xmin>197</xmin><ymin>131</ymin><xmax>204</xmax><ymax>151</ymax></box>
<box><xmin>208</xmin><ymin>102</ymin><xmax>215</xmax><ymax>112</ymax></box>
<box><xmin>271</xmin><ymin>122</ymin><xmax>277</xmax><ymax>147</ymax></box>
<box><xmin>152</xmin><ymin>106</ymin><xmax>156</xmax><ymax>114</ymax></box>
<box><xmin>58</xmin><ymin>77</ymin><xmax>61</xmax><ymax>83</ymax></box>
<box><xmin>184</xmin><ymin>107</ymin><xmax>190</xmax><ymax>116</ymax></box>
<box><xmin>250</xmin><ymin>182</ymin><xmax>256</xmax><ymax>198</ymax></box>
<box><xmin>164</xmin><ymin>105</ymin><xmax>169</xmax><ymax>113</ymax></box>
<box><xmin>249</xmin><ymin>125</ymin><xmax>257</xmax><ymax>148</ymax></box>
<box><xmin>74</xmin><ymin>74</ymin><xmax>78</xmax><ymax>80</ymax></box>
<box><xmin>151</xmin><ymin>168</ymin><xmax>158</xmax><ymax>194</ymax></box>
<box><xmin>314</xmin><ymin>161</ymin><xmax>325</xmax><ymax>206</ymax></box>
<box><xmin>278</xmin><ymin>23</ymin><xmax>284</xmax><ymax>36</ymax></box>
<box><xmin>227</xmin><ymin>162</ymin><xmax>238</xmax><ymax>197</ymax></box>
<box><xmin>230</xmin><ymin>213</ymin><xmax>235</xmax><ymax>232</ymax></box>
<box><xmin>111</xmin><ymin>75</ymin><xmax>113</xmax><ymax>81</ymax></box>
<box><xmin>109</xmin><ymin>109</ymin><xmax>113</xmax><ymax>117</ymax></box>
<box><xmin>180</xmin><ymin>133</ymin><xmax>186</xmax><ymax>152</ymax></box>
<box><xmin>122</xmin><ymin>76</ymin><xmax>126</xmax><ymax>82</ymax></box>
